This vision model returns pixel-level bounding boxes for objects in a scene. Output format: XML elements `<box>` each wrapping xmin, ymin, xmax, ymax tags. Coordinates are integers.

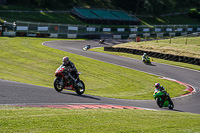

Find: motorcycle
<box><xmin>54</xmin><ymin>65</ymin><xmax>85</xmax><ymax>95</ymax></box>
<box><xmin>153</xmin><ymin>89</ymin><xmax>174</xmax><ymax>109</ymax></box>
<box><xmin>142</xmin><ymin>56</ymin><xmax>151</xmax><ymax>65</ymax></box>
<box><xmin>83</xmin><ymin>45</ymin><xmax>90</xmax><ymax>51</ymax></box>
<box><xmin>99</xmin><ymin>38</ymin><xmax>105</xmax><ymax>44</ymax></box>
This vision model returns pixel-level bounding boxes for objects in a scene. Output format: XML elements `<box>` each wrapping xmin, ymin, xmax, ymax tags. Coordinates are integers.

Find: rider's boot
<box><xmin>73</xmin><ymin>79</ymin><xmax>79</xmax><ymax>90</ymax></box>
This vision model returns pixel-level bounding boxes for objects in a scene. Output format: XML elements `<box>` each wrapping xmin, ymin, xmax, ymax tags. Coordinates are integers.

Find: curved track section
<box><xmin>1</xmin><ymin>39</ymin><xmax>200</xmax><ymax>114</ymax></box>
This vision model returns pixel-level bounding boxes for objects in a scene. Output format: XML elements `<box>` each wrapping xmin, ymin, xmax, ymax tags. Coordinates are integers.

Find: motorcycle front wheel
<box><xmin>54</xmin><ymin>76</ymin><xmax>65</xmax><ymax>92</ymax></box>
<box><xmin>75</xmin><ymin>80</ymin><xmax>85</xmax><ymax>95</ymax></box>
<box><xmin>156</xmin><ymin>98</ymin><xmax>163</xmax><ymax>108</ymax></box>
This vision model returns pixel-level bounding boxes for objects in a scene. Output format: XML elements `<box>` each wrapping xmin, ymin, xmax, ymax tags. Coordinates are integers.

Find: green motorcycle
<box><xmin>142</xmin><ymin>56</ymin><xmax>151</xmax><ymax>65</ymax></box>
<box><xmin>153</xmin><ymin>89</ymin><xmax>174</xmax><ymax>109</ymax></box>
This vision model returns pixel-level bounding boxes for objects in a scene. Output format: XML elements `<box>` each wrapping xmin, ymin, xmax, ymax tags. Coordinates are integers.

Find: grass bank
<box><xmin>140</xmin><ymin>15</ymin><xmax>200</xmax><ymax>25</ymax></box>
<box><xmin>114</xmin><ymin>37</ymin><xmax>200</xmax><ymax>58</ymax></box>
<box><xmin>0</xmin><ymin>12</ymin><xmax>84</xmax><ymax>24</ymax></box>
<box><xmin>0</xmin><ymin>106</ymin><xmax>200</xmax><ymax>133</ymax></box>
<box><xmin>0</xmin><ymin>37</ymin><xmax>186</xmax><ymax>100</ymax></box>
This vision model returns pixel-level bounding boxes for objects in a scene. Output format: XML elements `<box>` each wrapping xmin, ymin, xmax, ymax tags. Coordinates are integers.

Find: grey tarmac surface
<box><xmin>1</xmin><ymin>39</ymin><xmax>200</xmax><ymax>114</ymax></box>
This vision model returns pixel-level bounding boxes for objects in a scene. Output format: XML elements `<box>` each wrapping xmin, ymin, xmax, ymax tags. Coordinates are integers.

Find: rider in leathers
<box><xmin>142</xmin><ymin>53</ymin><xmax>149</xmax><ymax>63</ymax></box>
<box><xmin>62</xmin><ymin>56</ymin><xmax>79</xmax><ymax>87</ymax></box>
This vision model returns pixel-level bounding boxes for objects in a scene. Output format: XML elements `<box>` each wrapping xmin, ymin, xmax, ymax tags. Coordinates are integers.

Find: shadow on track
<box><xmin>143</xmin><ymin>63</ymin><xmax>156</xmax><ymax>66</ymax></box>
<box><xmin>59</xmin><ymin>91</ymin><xmax>101</xmax><ymax>100</ymax></box>
<box><xmin>161</xmin><ymin>108</ymin><xmax>185</xmax><ymax>113</ymax></box>
<box><xmin>149</xmin><ymin>64</ymin><xmax>157</xmax><ymax>66</ymax></box>
<box><xmin>100</xmin><ymin>43</ymin><xmax>109</xmax><ymax>46</ymax></box>
<box><xmin>172</xmin><ymin>109</ymin><xmax>185</xmax><ymax>113</ymax></box>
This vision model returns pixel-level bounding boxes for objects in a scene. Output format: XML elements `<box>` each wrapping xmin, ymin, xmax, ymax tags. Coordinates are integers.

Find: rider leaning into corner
<box><xmin>142</xmin><ymin>53</ymin><xmax>149</xmax><ymax>62</ymax></box>
<box><xmin>62</xmin><ymin>56</ymin><xmax>79</xmax><ymax>88</ymax></box>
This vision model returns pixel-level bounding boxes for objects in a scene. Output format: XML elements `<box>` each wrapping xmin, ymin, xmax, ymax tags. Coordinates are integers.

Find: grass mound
<box><xmin>114</xmin><ymin>37</ymin><xmax>200</xmax><ymax>58</ymax></box>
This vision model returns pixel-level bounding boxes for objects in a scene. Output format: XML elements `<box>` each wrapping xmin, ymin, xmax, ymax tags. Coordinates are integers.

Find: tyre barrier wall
<box><xmin>104</xmin><ymin>47</ymin><xmax>200</xmax><ymax>66</ymax></box>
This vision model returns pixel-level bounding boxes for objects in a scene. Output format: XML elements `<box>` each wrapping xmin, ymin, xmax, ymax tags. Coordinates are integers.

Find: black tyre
<box><xmin>156</xmin><ymin>98</ymin><xmax>163</xmax><ymax>108</ymax></box>
<box><xmin>168</xmin><ymin>98</ymin><xmax>174</xmax><ymax>110</ymax></box>
<box><xmin>75</xmin><ymin>80</ymin><xmax>85</xmax><ymax>95</ymax></box>
<box><xmin>54</xmin><ymin>76</ymin><xmax>65</xmax><ymax>92</ymax></box>
<box><xmin>148</xmin><ymin>60</ymin><xmax>151</xmax><ymax>65</ymax></box>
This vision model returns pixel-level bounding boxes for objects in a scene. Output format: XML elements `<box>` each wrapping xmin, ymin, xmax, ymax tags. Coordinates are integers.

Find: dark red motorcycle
<box><xmin>54</xmin><ymin>65</ymin><xmax>85</xmax><ymax>95</ymax></box>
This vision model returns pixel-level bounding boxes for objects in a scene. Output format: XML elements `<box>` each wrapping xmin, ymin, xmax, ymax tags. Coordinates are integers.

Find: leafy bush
<box><xmin>188</xmin><ymin>8</ymin><xmax>200</xmax><ymax>18</ymax></box>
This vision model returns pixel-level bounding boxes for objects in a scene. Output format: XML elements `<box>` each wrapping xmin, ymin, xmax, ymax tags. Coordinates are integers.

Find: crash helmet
<box><xmin>155</xmin><ymin>83</ymin><xmax>160</xmax><ymax>89</ymax></box>
<box><xmin>143</xmin><ymin>53</ymin><xmax>147</xmax><ymax>56</ymax></box>
<box><xmin>63</xmin><ymin>56</ymin><xmax>69</xmax><ymax>64</ymax></box>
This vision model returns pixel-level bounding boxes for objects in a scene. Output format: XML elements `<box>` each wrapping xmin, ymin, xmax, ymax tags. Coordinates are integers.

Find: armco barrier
<box><xmin>104</xmin><ymin>47</ymin><xmax>200</xmax><ymax>66</ymax></box>
<box><xmin>85</xmin><ymin>34</ymin><xmax>100</xmax><ymax>39</ymax></box>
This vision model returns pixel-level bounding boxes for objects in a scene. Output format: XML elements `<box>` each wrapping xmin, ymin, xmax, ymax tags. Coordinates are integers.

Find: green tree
<box><xmin>142</xmin><ymin>0</ymin><xmax>175</xmax><ymax>15</ymax></box>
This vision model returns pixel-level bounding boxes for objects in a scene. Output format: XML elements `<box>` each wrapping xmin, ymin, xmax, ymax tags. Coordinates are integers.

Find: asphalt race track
<box><xmin>1</xmin><ymin>39</ymin><xmax>200</xmax><ymax>114</ymax></box>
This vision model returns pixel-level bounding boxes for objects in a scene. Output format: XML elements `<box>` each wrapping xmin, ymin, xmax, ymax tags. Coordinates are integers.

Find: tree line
<box><xmin>5</xmin><ymin>0</ymin><xmax>200</xmax><ymax>16</ymax></box>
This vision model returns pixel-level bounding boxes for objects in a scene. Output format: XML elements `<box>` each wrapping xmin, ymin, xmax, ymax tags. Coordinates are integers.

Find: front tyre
<box><xmin>156</xmin><ymin>98</ymin><xmax>163</xmax><ymax>108</ymax></box>
<box><xmin>54</xmin><ymin>76</ymin><xmax>65</xmax><ymax>92</ymax></box>
<box><xmin>76</xmin><ymin>80</ymin><xmax>85</xmax><ymax>95</ymax></box>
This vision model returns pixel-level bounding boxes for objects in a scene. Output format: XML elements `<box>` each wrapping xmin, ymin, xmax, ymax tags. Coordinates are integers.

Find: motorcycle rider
<box><xmin>83</xmin><ymin>44</ymin><xmax>90</xmax><ymax>50</ymax></box>
<box><xmin>99</xmin><ymin>38</ymin><xmax>105</xmax><ymax>43</ymax></box>
<box><xmin>154</xmin><ymin>83</ymin><xmax>166</xmax><ymax>94</ymax></box>
<box><xmin>154</xmin><ymin>83</ymin><xmax>173</xmax><ymax>108</ymax></box>
<box><xmin>62</xmin><ymin>56</ymin><xmax>78</xmax><ymax>87</ymax></box>
<box><xmin>142</xmin><ymin>53</ymin><xmax>149</xmax><ymax>63</ymax></box>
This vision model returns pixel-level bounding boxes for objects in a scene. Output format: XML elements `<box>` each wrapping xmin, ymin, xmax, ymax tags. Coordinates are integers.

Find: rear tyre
<box><xmin>75</xmin><ymin>80</ymin><xmax>85</xmax><ymax>95</ymax></box>
<box><xmin>54</xmin><ymin>76</ymin><xmax>65</xmax><ymax>92</ymax></box>
<box><xmin>168</xmin><ymin>98</ymin><xmax>174</xmax><ymax>110</ymax></box>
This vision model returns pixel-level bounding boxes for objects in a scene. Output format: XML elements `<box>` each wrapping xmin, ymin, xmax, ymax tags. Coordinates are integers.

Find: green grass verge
<box><xmin>0</xmin><ymin>37</ymin><xmax>186</xmax><ymax>100</ymax></box>
<box><xmin>0</xmin><ymin>106</ymin><xmax>200</xmax><ymax>133</ymax></box>
<box><xmin>140</xmin><ymin>15</ymin><xmax>200</xmax><ymax>25</ymax></box>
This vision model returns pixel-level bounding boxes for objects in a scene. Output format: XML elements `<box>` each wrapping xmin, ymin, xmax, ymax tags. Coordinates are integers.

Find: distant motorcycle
<box><xmin>153</xmin><ymin>89</ymin><xmax>174</xmax><ymax>109</ymax></box>
<box><xmin>54</xmin><ymin>65</ymin><xmax>85</xmax><ymax>95</ymax></box>
<box><xmin>83</xmin><ymin>45</ymin><xmax>90</xmax><ymax>51</ymax></box>
<box><xmin>142</xmin><ymin>56</ymin><xmax>151</xmax><ymax>65</ymax></box>
<box><xmin>99</xmin><ymin>38</ymin><xmax>105</xmax><ymax>44</ymax></box>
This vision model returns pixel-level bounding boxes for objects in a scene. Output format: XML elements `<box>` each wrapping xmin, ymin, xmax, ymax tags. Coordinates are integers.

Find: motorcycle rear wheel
<box><xmin>147</xmin><ymin>61</ymin><xmax>151</xmax><ymax>65</ymax></box>
<box><xmin>75</xmin><ymin>80</ymin><xmax>85</xmax><ymax>95</ymax></box>
<box><xmin>54</xmin><ymin>76</ymin><xmax>65</xmax><ymax>92</ymax></box>
<box><xmin>168</xmin><ymin>98</ymin><xmax>174</xmax><ymax>110</ymax></box>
